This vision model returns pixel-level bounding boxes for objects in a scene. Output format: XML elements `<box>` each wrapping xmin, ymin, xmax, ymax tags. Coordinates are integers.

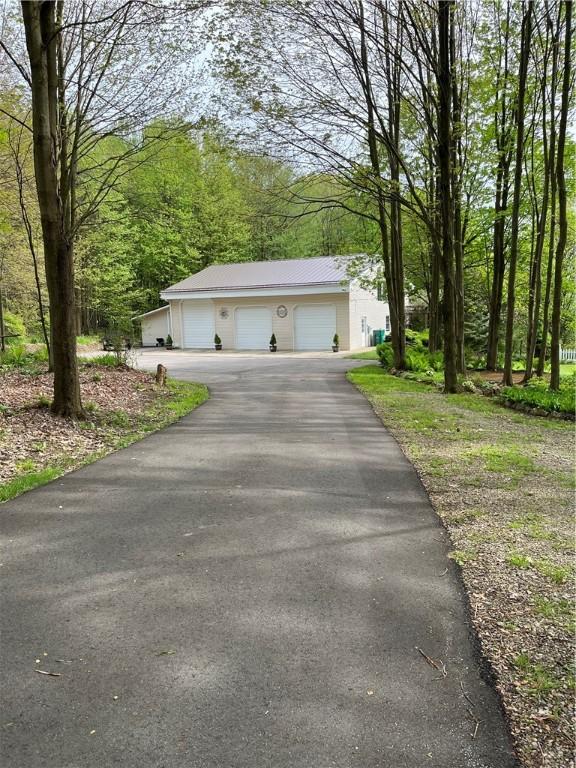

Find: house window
<box><xmin>385</xmin><ymin>315</ymin><xmax>390</xmax><ymax>332</ymax></box>
<box><xmin>377</xmin><ymin>282</ymin><xmax>385</xmax><ymax>301</ymax></box>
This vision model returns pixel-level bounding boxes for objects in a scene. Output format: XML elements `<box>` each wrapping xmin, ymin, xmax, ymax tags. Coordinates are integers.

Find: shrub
<box><xmin>34</xmin><ymin>346</ymin><xmax>50</xmax><ymax>362</ymax></box>
<box><xmin>0</xmin><ymin>346</ymin><xmax>49</xmax><ymax>373</ymax></box>
<box><xmin>405</xmin><ymin>329</ymin><xmax>418</xmax><ymax>344</ymax></box>
<box><xmin>466</xmin><ymin>351</ymin><xmax>486</xmax><ymax>370</ymax></box>
<box><xmin>428</xmin><ymin>350</ymin><xmax>444</xmax><ymax>371</ymax></box>
<box><xmin>377</xmin><ymin>337</ymin><xmax>443</xmax><ymax>372</ymax></box>
<box><xmin>76</xmin><ymin>334</ymin><xmax>99</xmax><ymax>346</ymax></box>
<box><xmin>376</xmin><ymin>342</ymin><xmax>395</xmax><ymax>368</ymax></box>
<box><xmin>405</xmin><ymin>346</ymin><xmax>429</xmax><ymax>371</ymax></box>
<box><xmin>214</xmin><ymin>334</ymin><xmax>222</xmax><ymax>345</ymax></box>
<box><xmin>0</xmin><ymin>345</ymin><xmax>28</xmax><ymax>366</ymax></box>
<box><xmin>333</xmin><ymin>333</ymin><xmax>339</xmax><ymax>346</ymax></box>
<box><xmin>166</xmin><ymin>334</ymin><xmax>173</xmax><ymax>346</ymax></box>
<box><xmin>405</xmin><ymin>329</ymin><xmax>430</xmax><ymax>347</ymax></box>
<box><xmin>501</xmin><ymin>378</ymin><xmax>575</xmax><ymax>415</ymax></box>
<box><xmin>269</xmin><ymin>333</ymin><xmax>276</xmax><ymax>346</ymax></box>
<box><xmin>2</xmin><ymin>311</ymin><xmax>26</xmax><ymax>344</ymax></box>
<box><xmin>83</xmin><ymin>353</ymin><xmax>120</xmax><ymax>367</ymax></box>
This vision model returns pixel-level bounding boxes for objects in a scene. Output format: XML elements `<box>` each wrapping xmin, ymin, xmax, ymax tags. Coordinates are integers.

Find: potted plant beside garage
<box><xmin>165</xmin><ymin>334</ymin><xmax>174</xmax><ymax>350</ymax></box>
<box><xmin>269</xmin><ymin>333</ymin><xmax>277</xmax><ymax>352</ymax></box>
<box><xmin>214</xmin><ymin>334</ymin><xmax>223</xmax><ymax>351</ymax></box>
<box><xmin>332</xmin><ymin>333</ymin><xmax>339</xmax><ymax>352</ymax></box>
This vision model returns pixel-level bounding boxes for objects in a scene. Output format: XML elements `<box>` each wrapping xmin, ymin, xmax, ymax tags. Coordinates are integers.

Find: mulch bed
<box><xmin>0</xmin><ymin>366</ymin><xmax>158</xmax><ymax>486</ymax></box>
<box><xmin>471</xmin><ymin>370</ymin><xmax>528</xmax><ymax>384</ymax></box>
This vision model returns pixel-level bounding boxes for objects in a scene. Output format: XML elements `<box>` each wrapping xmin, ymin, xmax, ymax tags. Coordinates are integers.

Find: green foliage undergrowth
<box><xmin>501</xmin><ymin>374</ymin><xmax>575</xmax><ymax>415</ymax></box>
<box><xmin>0</xmin><ymin>346</ymin><xmax>48</xmax><ymax>373</ymax></box>
<box><xmin>376</xmin><ymin>337</ymin><xmax>443</xmax><ymax>373</ymax></box>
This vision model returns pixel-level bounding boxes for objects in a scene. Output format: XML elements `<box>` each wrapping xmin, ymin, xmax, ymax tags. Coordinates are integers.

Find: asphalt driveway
<box><xmin>0</xmin><ymin>351</ymin><xmax>516</xmax><ymax>767</ymax></box>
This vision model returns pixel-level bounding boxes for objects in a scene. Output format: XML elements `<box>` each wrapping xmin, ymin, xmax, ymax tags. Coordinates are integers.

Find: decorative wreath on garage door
<box><xmin>219</xmin><ymin>308</ymin><xmax>229</xmax><ymax>319</ymax></box>
<box><xmin>276</xmin><ymin>305</ymin><xmax>288</xmax><ymax>318</ymax></box>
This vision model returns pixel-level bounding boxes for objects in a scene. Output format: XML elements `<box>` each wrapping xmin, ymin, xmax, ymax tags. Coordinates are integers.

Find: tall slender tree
<box><xmin>550</xmin><ymin>0</ymin><xmax>572</xmax><ymax>390</ymax></box>
<box><xmin>21</xmin><ymin>1</ymin><xmax>83</xmax><ymax>417</ymax></box>
<box><xmin>437</xmin><ymin>0</ymin><xmax>458</xmax><ymax>393</ymax></box>
<box><xmin>502</xmin><ymin>0</ymin><xmax>533</xmax><ymax>387</ymax></box>
<box><xmin>486</xmin><ymin>1</ymin><xmax>513</xmax><ymax>371</ymax></box>
<box><xmin>536</xmin><ymin>1</ymin><xmax>561</xmax><ymax>378</ymax></box>
<box><xmin>523</xmin><ymin>12</ymin><xmax>553</xmax><ymax>382</ymax></box>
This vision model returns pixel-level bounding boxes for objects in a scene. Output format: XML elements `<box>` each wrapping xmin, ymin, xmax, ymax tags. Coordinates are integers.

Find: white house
<box><xmin>133</xmin><ymin>256</ymin><xmax>390</xmax><ymax>352</ymax></box>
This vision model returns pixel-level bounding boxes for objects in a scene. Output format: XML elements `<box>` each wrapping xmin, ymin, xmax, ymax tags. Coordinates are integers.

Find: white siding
<box><xmin>235</xmin><ymin>307</ymin><xmax>272</xmax><ymax>349</ymax></box>
<box><xmin>212</xmin><ymin>294</ymin><xmax>350</xmax><ymax>351</ymax></box>
<box><xmin>140</xmin><ymin>309</ymin><xmax>170</xmax><ymax>346</ymax></box>
<box><xmin>348</xmin><ymin>280</ymin><xmax>390</xmax><ymax>349</ymax></box>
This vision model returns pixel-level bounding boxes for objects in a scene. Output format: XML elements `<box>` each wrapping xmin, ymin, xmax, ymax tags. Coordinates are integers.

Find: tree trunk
<box><xmin>537</xmin><ymin>177</ymin><xmax>556</xmax><ymax>377</ymax></box>
<box><xmin>550</xmin><ymin>0</ymin><xmax>571</xmax><ymax>391</ymax></box>
<box><xmin>486</xmin><ymin>158</ymin><xmax>511</xmax><ymax>370</ymax></box>
<box><xmin>31</xmin><ymin>233</ymin><xmax>51</xmax><ymax>363</ymax></box>
<box><xmin>523</xmin><ymin>75</ymin><xmax>549</xmax><ymax>382</ymax></box>
<box><xmin>13</xmin><ymin>144</ymin><xmax>51</xmax><ymax>361</ymax></box>
<box><xmin>0</xmin><ymin>276</ymin><xmax>5</xmax><ymax>353</ymax></box>
<box><xmin>437</xmin><ymin>1</ymin><xmax>458</xmax><ymax>393</ymax></box>
<box><xmin>537</xmin><ymin>5</ymin><xmax>560</xmax><ymax>379</ymax></box>
<box><xmin>21</xmin><ymin>1</ymin><xmax>84</xmax><ymax>417</ymax></box>
<box><xmin>428</xmin><ymin>237</ymin><xmax>441</xmax><ymax>353</ymax></box>
<box><xmin>358</xmin><ymin>1</ymin><xmax>405</xmax><ymax>369</ymax></box>
<box><xmin>426</xmin><ymin>78</ymin><xmax>441</xmax><ymax>355</ymax></box>
<box><xmin>502</xmin><ymin>1</ymin><xmax>533</xmax><ymax>386</ymax></box>
<box><xmin>450</xmin><ymin>4</ymin><xmax>465</xmax><ymax>373</ymax></box>
<box><xmin>486</xmin><ymin>3</ymin><xmax>512</xmax><ymax>371</ymax></box>
<box><xmin>429</xmin><ymin>164</ymin><xmax>442</xmax><ymax>354</ymax></box>
<box><xmin>385</xmin><ymin>6</ymin><xmax>406</xmax><ymax>368</ymax></box>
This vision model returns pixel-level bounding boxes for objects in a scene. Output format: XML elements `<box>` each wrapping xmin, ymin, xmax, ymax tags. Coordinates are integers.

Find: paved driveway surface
<box><xmin>0</xmin><ymin>351</ymin><xmax>516</xmax><ymax>767</ymax></box>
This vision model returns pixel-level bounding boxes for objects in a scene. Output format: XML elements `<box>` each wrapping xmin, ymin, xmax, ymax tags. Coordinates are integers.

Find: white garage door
<box><xmin>182</xmin><ymin>301</ymin><xmax>214</xmax><ymax>348</ymax></box>
<box><xmin>235</xmin><ymin>307</ymin><xmax>272</xmax><ymax>350</ymax></box>
<box><xmin>294</xmin><ymin>304</ymin><xmax>337</xmax><ymax>350</ymax></box>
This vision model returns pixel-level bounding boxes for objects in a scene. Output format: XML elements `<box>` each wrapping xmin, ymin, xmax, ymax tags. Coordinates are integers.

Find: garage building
<box><xmin>135</xmin><ymin>256</ymin><xmax>390</xmax><ymax>352</ymax></box>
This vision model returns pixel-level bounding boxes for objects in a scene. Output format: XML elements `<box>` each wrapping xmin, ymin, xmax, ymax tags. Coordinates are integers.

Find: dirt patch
<box><xmin>470</xmin><ymin>370</ymin><xmax>528</xmax><ymax>384</ymax></box>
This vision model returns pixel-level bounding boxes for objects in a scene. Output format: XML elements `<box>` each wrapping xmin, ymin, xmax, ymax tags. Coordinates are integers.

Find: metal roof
<box><xmin>163</xmin><ymin>256</ymin><xmax>352</xmax><ymax>294</ymax></box>
<box><xmin>131</xmin><ymin>305</ymin><xmax>169</xmax><ymax>320</ymax></box>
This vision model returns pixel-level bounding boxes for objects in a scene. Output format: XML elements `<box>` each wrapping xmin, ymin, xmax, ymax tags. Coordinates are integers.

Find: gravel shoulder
<box><xmin>348</xmin><ymin>365</ymin><xmax>575</xmax><ymax>768</ymax></box>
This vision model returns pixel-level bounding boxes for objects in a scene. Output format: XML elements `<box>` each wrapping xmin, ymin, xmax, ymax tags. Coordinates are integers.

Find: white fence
<box><xmin>560</xmin><ymin>347</ymin><xmax>576</xmax><ymax>362</ymax></box>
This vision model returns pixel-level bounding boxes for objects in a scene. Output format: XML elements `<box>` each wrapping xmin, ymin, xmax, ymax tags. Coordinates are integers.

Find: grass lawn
<box><xmin>348</xmin><ymin>365</ymin><xmax>575</xmax><ymax>768</ymax></box>
<box><xmin>0</xmin><ymin>362</ymin><xmax>208</xmax><ymax>503</ymax></box>
<box><xmin>76</xmin><ymin>334</ymin><xmax>101</xmax><ymax>346</ymax></box>
<box><xmin>347</xmin><ymin>351</ymin><xmax>576</xmax><ymax>378</ymax></box>
<box><xmin>346</xmin><ymin>348</ymin><xmax>379</xmax><ymax>360</ymax></box>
